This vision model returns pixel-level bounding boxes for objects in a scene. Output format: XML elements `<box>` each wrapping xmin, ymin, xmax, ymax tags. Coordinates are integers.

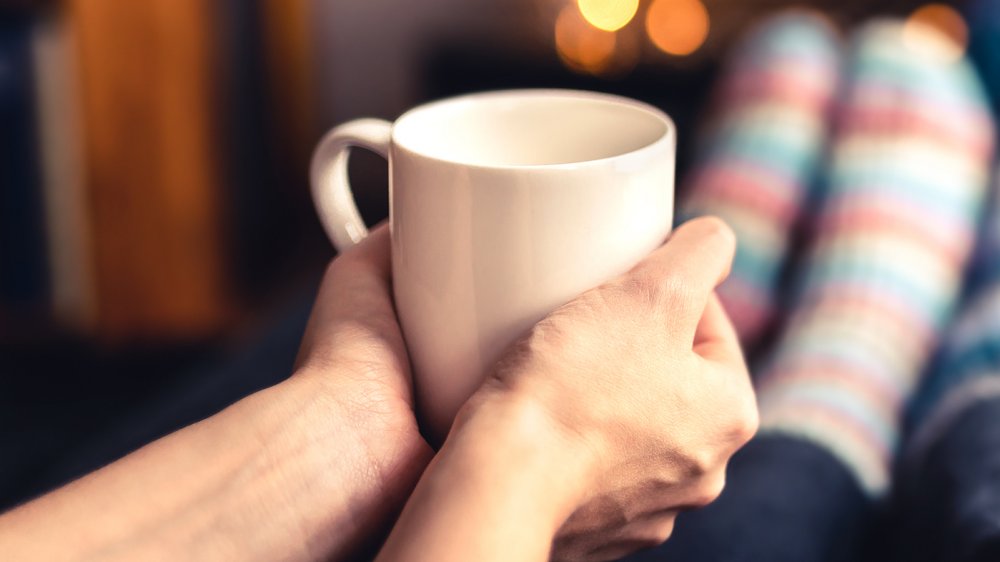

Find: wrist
<box><xmin>444</xmin><ymin>391</ymin><xmax>597</xmax><ymax>529</ymax></box>
<box><xmin>282</xmin><ymin>365</ymin><xmax>431</xmax><ymax>471</ymax></box>
<box><xmin>269</xmin><ymin>369</ymin><xmax>433</xmax><ymax>487</ymax></box>
<box><xmin>375</xmin><ymin>393</ymin><xmax>595</xmax><ymax>562</ymax></box>
<box><xmin>243</xmin><ymin>375</ymin><xmax>432</xmax><ymax>559</ymax></box>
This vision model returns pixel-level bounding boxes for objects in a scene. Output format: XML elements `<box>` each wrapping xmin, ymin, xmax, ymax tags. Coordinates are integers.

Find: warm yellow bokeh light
<box><xmin>645</xmin><ymin>0</ymin><xmax>710</xmax><ymax>57</ymax></box>
<box><xmin>556</xmin><ymin>4</ymin><xmax>617</xmax><ymax>74</ymax></box>
<box><xmin>577</xmin><ymin>0</ymin><xmax>639</xmax><ymax>32</ymax></box>
<box><xmin>903</xmin><ymin>4</ymin><xmax>968</xmax><ymax>62</ymax></box>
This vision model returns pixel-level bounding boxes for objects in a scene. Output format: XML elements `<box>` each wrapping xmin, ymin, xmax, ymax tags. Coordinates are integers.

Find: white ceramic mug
<box><xmin>311</xmin><ymin>89</ymin><xmax>675</xmax><ymax>441</ymax></box>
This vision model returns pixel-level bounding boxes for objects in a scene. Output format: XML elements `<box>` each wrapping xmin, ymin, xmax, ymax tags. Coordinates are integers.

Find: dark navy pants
<box><xmin>625</xmin><ymin>399</ymin><xmax>1000</xmax><ymax>562</ymax></box>
<box><xmin>889</xmin><ymin>397</ymin><xmax>1000</xmax><ymax>562</ymax></box>
<box><xmin>623</xmin><ymin>434</ymin><xmax>873</xmax><ymax>562</ymax></box>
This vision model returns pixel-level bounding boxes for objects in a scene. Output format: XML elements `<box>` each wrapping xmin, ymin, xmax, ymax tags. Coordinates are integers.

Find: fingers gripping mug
<box><xmin>311</xmin><ymin>89</ymin><xmax>675</xmax><ymax>442</ymax></box>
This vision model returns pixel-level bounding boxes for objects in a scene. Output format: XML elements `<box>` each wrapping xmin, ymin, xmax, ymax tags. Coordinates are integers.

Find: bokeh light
<box><xmin>556</xmin><ymin>4</ymin><xmax>618</xmax><ymax>74</ymax></box>
<box><xmin>903</xmin><ymin>3</ymin><xmax>969</xmax><ymax>62</ymax></box>
<box><xmin>645</xmin><ymin>0</ymin><xmax>710</xmax><ymax>57</ymax></box>
<box><xmin>577</xmin><ymin>0</ymin><xmax>640</xmax><ymax>32</ymax></box>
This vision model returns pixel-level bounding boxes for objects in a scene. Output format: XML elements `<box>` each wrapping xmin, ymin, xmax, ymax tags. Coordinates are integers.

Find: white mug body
<box><xmin>311</xmin><ymin>90</ymin><xmax>675</xmax><ymax>442</ymax></box>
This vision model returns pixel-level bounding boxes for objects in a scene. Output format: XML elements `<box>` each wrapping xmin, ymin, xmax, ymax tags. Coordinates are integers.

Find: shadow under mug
<box><xmin>311</xmin><ymin>89</ymin><xmax>675</xmax><ymax>443</ymax></box>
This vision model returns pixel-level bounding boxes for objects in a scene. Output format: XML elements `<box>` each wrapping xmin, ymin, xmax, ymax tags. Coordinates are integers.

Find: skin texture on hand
<box><xmin>0</xmin><ymin>218</ymin><xmax>754</xmax><ymax>562</ymax></box>
<box><xmin>377</xmin><ymin>217</ymin><xmax>759</xmax><ymax>562</ymax></box>
<box><xmin>0</xmin><ymin>225</ymin><xmax>433</xmax><ymax>562</ymax></box>
<box><xmin>292</xmin><ymin>223</ymin><xmax>435</xmax><ymax>559</ymax></box>
<box><xmin>522</xmin><ymin>218</ymin><xmax>758</xmax><ymax>561</ymax></box>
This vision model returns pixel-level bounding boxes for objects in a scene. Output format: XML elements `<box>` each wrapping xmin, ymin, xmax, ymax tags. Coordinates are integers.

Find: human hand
<box><xmin>0</xmin><ymin>223</ymin><xmax>433</xmax><ymax>562</ymax></box>
<box><xmin>452</xmin><ymin>217</ymin><xmax>758</xmax><ymax>561</ymax></box>
<box><xmin>293</xmin><ymin>223</ymin><xmax>433</xmax><ymax>559</ymax></box>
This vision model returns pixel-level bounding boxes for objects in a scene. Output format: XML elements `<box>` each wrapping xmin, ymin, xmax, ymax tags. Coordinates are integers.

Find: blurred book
<box><xmin>1</xmin><ymin>2</ymin><xmax>236</xmax><ymax>342</ymax></box>
<box><xmin>0</xmin><ymin>0</ymin><xmax>326</xmax><ymax>344</ymax></box>
<box><xmin>31</xmin><ymin>13</ymin><xmax>96</xmax><ymax>332</ymax></box>
<box><xmin>0</xmin><ymin>9</ymin><xmax>96</xmax><ymax>337</ymax></box>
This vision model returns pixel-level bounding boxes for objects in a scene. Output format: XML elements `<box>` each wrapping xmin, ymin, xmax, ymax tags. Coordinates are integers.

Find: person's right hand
<box><xmin>454</xmin><ymin>216</ymin><xmax>758</xmax><ymax>561</ymax></box>
<box><xmin>375</xmin><ymin>217</ymin><xmax>757</xmax><ymax>562</ymax></box>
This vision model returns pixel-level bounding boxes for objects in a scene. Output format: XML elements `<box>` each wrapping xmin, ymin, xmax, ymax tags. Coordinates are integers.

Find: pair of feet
<box><xmin>682</xmin><ymin>12</ymin><xmax>994</xmax><ymax>495</ymax></box>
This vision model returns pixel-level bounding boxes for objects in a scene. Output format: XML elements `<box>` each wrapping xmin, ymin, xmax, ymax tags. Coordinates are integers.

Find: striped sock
<box><xmin>754</xmin><ymin>19</ymin><xmax>995</xmax><ymax>495</ymax></box>
<box><xmin>907</xmin><ymin>0</ymin><xmax>1000</xmax><ymax>429</ymax></box>
<box><xmin>907</xmin><ymin>181</ymin><xmax>1000</xmax><ymax>434</ymax></box>
<box><xmin>681</xmin><ymin>11</ymin><xmax>841</xmax><ymax>353</ymax></box>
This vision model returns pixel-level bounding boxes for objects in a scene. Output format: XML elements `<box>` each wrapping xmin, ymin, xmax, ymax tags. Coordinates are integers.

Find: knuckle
<box><xmin>724</xmin><ymin>386</ymin><xmax>760</xmax><ymax>447</ymax></box>
<box><xmin>632</xmin><ymin>518</ymin><xmax>676</xmax><ymax>549</ymax></box>
<box><xmin>734</xmin><ymin>399</ymin><xmax>760</xmax><ymax>445</ymax></box>
<box><xmin>682</xmin><ymin>447</ymin><xmax>718</xmax><ymax>478</ymax></box>
<box><xmin>620</xmin><ymin>268</ymin><xmax>694</xmax><ymax>314</ymax></box>
<box><xmin>659</xmin><ymin>269</ymin><xmax>694</xmax><ymax>302</ymax></box>
<box><xmin>618</xmin><ymin>271</ymin><xmax>665</xmax><ymax>306</ymax></box>
<box><xmin>521</xmin><ymin>314</ymin><xmax>572</xmax><ymax>358</ymax></box>
<box><xmin>646</xmin><ymin>517</ymin><xmax>677</xmax><ymax>545</ymax></box>
<box><xmin>691</xmin><ymin>215</ymin><xmax>736</xmax><ymax>250</ymax></box>
<box><xmin>690</xmin><ymin>474</ymin><xmax>726</xmax><ymax>507</ymax></box>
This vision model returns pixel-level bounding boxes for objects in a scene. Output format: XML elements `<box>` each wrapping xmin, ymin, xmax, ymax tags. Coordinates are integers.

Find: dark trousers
<box><xmin>889</xmin><ymin>397</ymin><xmax>1000</xmax><ymax>562</ymax></box>
<box><xmin>626</xmin><ymin>398</ymin><xmax>1000</xmax><ymax>562</ymax></box>
<box><xmin>624</xmin><ymin>434</ymin><xmax>873</xmax><ymax>562</ymax></box>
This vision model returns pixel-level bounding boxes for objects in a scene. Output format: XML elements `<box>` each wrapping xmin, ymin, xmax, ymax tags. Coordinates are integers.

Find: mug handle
<box><xmin>310</xmin><ymin>118</ymin><xmax>392</xmax><ymax>251</ymax></box>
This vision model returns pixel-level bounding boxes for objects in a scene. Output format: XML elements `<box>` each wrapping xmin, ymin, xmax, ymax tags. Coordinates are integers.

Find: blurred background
<box><xmin>0</xmin><ymin>0</ymin><xmax>981</xmax><ymax>511</ymax></box>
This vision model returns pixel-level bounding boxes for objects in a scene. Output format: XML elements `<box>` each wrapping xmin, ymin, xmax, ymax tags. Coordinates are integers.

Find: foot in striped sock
<box><xmin>906</xmin><ymin>183</ymin><xmax>1000</xmax><ymax>448</ymax></box>
<box><xmin>753</xmin><ymin>19</ymin><xmax>995</xmax><ymax>495</ymax></box>
<box><xmin>681</xmin><ymin>11</ymin><xmax>841</xmax><ymax>354</ymax></box>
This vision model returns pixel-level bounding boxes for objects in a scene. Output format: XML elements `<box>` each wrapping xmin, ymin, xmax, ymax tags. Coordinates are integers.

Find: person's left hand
<box><xmin>293</xmin><ymin>223</ymin><xmax>433</xmax><ymax>559</ymax></box>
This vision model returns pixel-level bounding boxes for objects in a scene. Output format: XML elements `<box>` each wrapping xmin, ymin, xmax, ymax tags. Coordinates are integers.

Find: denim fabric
<box><xmin>892</xmin><ymin>397</ymin><xmax>1000</xmax><ymax>562</ymax></box>
<box><xmin>623</xmin><ymin>434</ymin><xmax>872</xmax><ymax>562</ymax></box>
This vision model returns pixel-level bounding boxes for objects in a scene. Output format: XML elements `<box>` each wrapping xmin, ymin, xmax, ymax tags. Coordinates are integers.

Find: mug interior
<box><xmin>392</xmin><ymin>90</ymin><xmax>671</xmax><ymax>167</ymax></box>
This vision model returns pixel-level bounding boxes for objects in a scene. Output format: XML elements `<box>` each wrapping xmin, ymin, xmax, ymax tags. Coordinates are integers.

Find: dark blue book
<box><xmin>0</xmin><ymin>13</ymin><xmax>50</xmax><ymax>321</ymax></box>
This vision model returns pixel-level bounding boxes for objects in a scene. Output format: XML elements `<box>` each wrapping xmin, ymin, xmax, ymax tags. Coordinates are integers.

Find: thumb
<box><xmin>295</xmin><ymin>222</ymin><xmax>402</xmax><ymax>370</ymax></box>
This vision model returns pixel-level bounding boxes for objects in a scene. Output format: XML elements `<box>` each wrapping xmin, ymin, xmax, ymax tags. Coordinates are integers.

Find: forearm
<box><xmin>0</xmin><ymin>376</ymin><xmax>428</xmax><ymax>562</ymax></box>
<box><xmin>376</xmin><ymin>397</ymin><xmax>591</xmax><ymax>562</ymax></box>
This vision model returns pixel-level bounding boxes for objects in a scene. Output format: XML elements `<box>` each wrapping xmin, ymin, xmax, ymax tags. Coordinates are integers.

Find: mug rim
<box><xmin>390</xmin><ymin>89</ymin><xmax>676</xmax><ymax>171</ymax></box>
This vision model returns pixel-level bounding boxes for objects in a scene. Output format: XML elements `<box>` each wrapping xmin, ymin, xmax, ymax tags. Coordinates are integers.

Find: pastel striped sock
<box><xmin>908</xmin><ymin>181</ymin><xmax>1000</xmax><ymax>432</ymax></box>
<box><xmin>681</xmin><ymin>11</ymin><xmax>841</xmax><ymax>352</ymax></box>
<box><xmin>907</xmin><ymin>0</ymin><xmax>1000</xmax><ymax>428</ymax></box>
<box><xmin>754</xmin><ymin>20</ymin><xmax>995</xmax><ymax>495</ymax></box>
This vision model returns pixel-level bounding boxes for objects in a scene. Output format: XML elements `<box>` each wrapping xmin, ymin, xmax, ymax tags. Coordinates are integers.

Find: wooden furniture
<box><xmin>44</xmin><ymin>0</ymin><xmax>318</xmax><ymax>343</ymax></box>
<box><xmin>69</xmin><ymin>0</ymin><xmax>231</xmax><ymax>341</ymax></box>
